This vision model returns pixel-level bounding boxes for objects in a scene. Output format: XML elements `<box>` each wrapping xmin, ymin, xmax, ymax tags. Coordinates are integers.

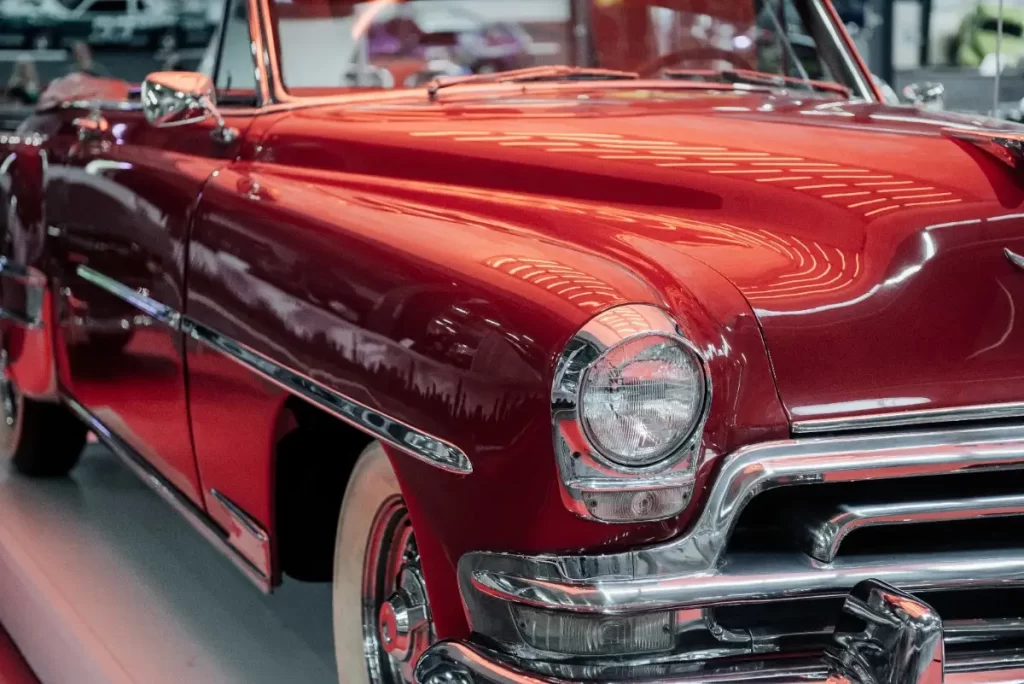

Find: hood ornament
<box><xmin>1005</xmin><ymin>248</ymin><xmax>1024</xmax><ymax>270</ymax></box>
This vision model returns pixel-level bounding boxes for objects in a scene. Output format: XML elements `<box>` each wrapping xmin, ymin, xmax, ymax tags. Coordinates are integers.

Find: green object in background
<box><xmin>954</xmin><ymin>3</ymin><xmax>1024</xmax><ymax>67</ymax></box>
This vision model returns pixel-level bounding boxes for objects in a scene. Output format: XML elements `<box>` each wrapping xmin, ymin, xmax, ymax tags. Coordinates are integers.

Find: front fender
<box><xmin>185</xmin><ymin>161</ymin><xmax>789</xmax><ymax>639</ymax></box>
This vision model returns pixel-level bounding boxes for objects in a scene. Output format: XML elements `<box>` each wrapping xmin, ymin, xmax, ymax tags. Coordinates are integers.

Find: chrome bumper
<box><xmin>415</xmin><ymin>581</ymin><xmax>1022</xmax><ymax>684</ymax></box>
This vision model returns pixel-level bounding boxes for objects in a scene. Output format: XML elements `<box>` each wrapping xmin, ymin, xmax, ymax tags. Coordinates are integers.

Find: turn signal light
<box><xmin>585</xmin><ymin>487</ymin><xmax>689</xmax><ymax>522</ymax></box>
<box><xmin>512</xmin><ymin>605</ymin><xmax>674</xmax><ymax>656</ymax></box>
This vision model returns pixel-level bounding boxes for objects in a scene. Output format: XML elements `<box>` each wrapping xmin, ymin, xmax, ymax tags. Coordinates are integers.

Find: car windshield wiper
<box><xmin>661</xmin><ymin>68</ymin><xmax>851</xmax><ymax>98</ymax></box>
<box><xmin>427</xmin><ymin>66</ymin><xmax>639</xmax><ymax>101</ymax></box>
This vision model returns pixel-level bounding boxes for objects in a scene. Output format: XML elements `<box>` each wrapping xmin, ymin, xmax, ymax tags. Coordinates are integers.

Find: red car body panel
<box><xmin>2</xmin><ymin>17</ymin><xmax>1023</xmax><ymax>647</ymax></box>
<box><xmin>180</xmin><ymin>89</ymin><xmax>1022</xmax><ymax>635</ymax></box>
<box><xmin>248</xmin><ymin>91</ymin><xmax>1024</xmax><ymax>428</ymax></box>
<box><xmin>41</xmin><ymin>105</ymin><xmax>253</xmax><ymax>506</ymax></box>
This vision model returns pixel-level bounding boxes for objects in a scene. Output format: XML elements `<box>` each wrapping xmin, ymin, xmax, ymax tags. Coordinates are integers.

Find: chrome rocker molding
<box><xmin>63</xmin><ymin>396</ymin><xmax>271</xmax><ymax>592</ymax></box>
<box><xmin>792</xmin><ymin>401</ymin><xmax>1024</xmax><ymax>434</ymax></box>
<box><xmin>209</xmin><ymin>488</ymin><xmax>271</xmax><ymax>578</ymax></box>
<box><xmin>72</xmin><ymin>266</ymin><xmax>472</xmax><ymax>474</ymax></box>
<box><xmin>416</xmin><ymin>581</ymin><xmax>1011</xmax><ymax>684</ymax></box>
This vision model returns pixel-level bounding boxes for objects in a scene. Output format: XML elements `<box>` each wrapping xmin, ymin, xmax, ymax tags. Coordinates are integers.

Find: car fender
<box><xmin>185</xmin><ymin>161</ymin><xmax>789</xmax><ymax>637</ymax></box>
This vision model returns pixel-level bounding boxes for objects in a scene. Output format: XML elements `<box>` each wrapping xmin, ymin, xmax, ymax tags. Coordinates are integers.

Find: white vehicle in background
<box><xmin>69</xmin><ymin>0</ymin><xmax>180</xmax><ymax>51</ymax></box>
<box><xmin>0</xmin><ymin>0</ymin><xmax>92</xmax><ymax>50</ymax></box>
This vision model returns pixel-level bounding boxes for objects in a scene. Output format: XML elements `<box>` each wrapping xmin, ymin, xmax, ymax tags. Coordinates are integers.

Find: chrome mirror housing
<box><xmin>142</xmin><ymin>71</ymin><xmax>238</xmax><ymax>143</ymax></box>
<box><xmin>903</xmin><ymin>82</ymin><xmax>946</xmax><ymax>110</ymax></box>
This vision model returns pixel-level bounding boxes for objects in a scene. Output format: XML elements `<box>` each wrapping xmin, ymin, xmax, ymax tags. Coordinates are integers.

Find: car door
<box><xmin>50</xmin><ymin>3</ymin><xmax>256</xmax><ymax>505</ymax></box>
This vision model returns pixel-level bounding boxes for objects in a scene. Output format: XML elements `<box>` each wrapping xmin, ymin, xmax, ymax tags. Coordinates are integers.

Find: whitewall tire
<box><xmin>332</xmin><ymin>442</ymin><xmax>432</xmax><ymax>684</ymax></box>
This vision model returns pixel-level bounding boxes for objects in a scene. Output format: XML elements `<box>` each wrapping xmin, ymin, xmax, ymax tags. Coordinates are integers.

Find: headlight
<box><xmin>580</xmin><ymin>334</ymin><xmax>707</xmax><ymax>468</ymax></box>
<box><xmin>551</xmin><ymin>305</ymin><xmax>712</xmax><ymax>523</ymax></box>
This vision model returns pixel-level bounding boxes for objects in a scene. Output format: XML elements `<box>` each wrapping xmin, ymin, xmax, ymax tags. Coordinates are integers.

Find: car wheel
<box><xmin>332</xmin><ymin>442</ymin><xmax>433</xmax><ymax>683</ymax></box>
<box><xmin>0</xmin><ymin>347</ymin><xmax>86</xmax><ymax>477</ymax></box>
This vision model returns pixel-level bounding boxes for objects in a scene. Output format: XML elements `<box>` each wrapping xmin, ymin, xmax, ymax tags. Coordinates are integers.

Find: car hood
<box><xmin>268</xmin><ymin>88</ymin><xmax>1024</xmax><ymax>428</ymax></box>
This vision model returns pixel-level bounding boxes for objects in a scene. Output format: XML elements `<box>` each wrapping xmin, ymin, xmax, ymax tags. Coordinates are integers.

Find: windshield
<box><xmin>268</xmin><ymin>0</ymin><xmax>866</xmax><ymax>97</ymax></box>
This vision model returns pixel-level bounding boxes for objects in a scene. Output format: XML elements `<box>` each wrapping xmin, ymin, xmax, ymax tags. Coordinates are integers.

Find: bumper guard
<box><xmin>415</xmin><ymin>580</ymin><xmax>1020</xmax><ymax>684</ymax></box>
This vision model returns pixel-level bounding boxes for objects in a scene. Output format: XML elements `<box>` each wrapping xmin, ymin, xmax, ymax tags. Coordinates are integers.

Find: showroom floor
<box><xmin>0</xmin><ymin>627</ymin><xmax>38</xmax><ymax>684</ymax></box>
<box><xmin>0</xmin><ymin>445</ymin><xmax>337</xmax><ymax>684</ymax></box>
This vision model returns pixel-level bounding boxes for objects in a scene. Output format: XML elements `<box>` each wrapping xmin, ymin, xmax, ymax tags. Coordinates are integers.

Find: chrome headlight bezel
<box><xmin>577</xmin><ymin>330</ymin><xmax>710</xmax><ymax>473</ymax></box>
<box><xmin>551</xmin><ymin>304</ymin><xmax>712</xmax><ymax>523</ymax></box>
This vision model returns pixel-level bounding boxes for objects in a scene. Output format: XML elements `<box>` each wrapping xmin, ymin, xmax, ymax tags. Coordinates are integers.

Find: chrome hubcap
<box><xmin>379</xmin><ymin>567</ymin><xmax>429</xmax><ymax>660</ymax></box>
<box><xmin>363</xmin><ymin>497</ymin><xmax>432</xmax><ymax>683</ymax></box>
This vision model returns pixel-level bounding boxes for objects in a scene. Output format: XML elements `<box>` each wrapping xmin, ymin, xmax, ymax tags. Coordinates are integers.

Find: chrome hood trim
<box><xmin>792</xmin><ymin>401</ymin><xmax>1024</xmax><ymax>435</ymax></box>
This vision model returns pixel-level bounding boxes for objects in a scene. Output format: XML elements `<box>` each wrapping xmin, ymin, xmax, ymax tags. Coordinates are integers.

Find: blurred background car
<box><xmin>0</xmin><ymin>0</ymin><xmax>91</xmax><ymax>50</ymax></box>
<box><xmin>69</xmin><ymin>0</ymin><xmax>215</xmax><ymax>52</ymax></box>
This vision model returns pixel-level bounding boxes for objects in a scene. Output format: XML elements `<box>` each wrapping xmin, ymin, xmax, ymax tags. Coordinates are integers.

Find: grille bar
<box><xmin>789</xmin><ymin>494</ymin><xmax>1024</xmax><ymax>563</ymax></box>
<box><xmin>460</xmin><ymin>422</ymin><xmax>1024</xmax><ymax>667</ymax></box>
<box><xmin>471</xmin><ymin>548</ymin><xmax>1024</xmax><ymax>613</ymax></box>
<box><xmin>945</xmin><ymin>618</ymin><xmax>1024</xmax><ymax>644</ymax></box>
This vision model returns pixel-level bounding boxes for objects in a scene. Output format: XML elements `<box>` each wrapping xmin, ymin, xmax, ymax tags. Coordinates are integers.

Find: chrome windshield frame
<box><xmin>253</xmin><ymin>0</ymin><xmax>879</xmax><ymax>103</ymax></box>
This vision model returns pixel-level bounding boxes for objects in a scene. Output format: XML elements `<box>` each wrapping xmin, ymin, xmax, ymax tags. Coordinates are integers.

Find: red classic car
<box><xmin>2</xmin><ymin>0</ymin><xmax>1024</xmax><ymax>682</ymax></box>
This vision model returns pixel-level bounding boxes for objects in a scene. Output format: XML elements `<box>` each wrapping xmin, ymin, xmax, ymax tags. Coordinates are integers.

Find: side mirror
<box><xmin>903</xmin><ymin>82</ymin><xmax>945</xmax><ymax>110</ymax></box>
<box><xmin>142</xmin><ymin>71</ymin><xmax>238</xmax><ymax>143</ymax></box>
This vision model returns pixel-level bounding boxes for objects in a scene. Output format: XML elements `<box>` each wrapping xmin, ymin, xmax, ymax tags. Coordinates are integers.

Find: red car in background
<box><xmin>2</xmin><ymin>0</ymin><xmax>1024</xmax><ymax>683</ymax></box>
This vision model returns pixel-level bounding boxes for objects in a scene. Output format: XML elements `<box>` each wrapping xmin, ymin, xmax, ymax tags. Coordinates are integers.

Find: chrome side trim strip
<box><xmin>209</xmin><ymin>488</ymin><xmax>272</xmax><ymax>578</ymax></box>
<box><xmin>792</xmin><ymin>494</ymin><xmax>1024</xmax><ymax>562</ymax></box>
<box><xmin>69</xmin><ymin>267</ymin><xmax>470</xmax><ymax>473</ymax></box>
<box><xmin>792</xmin><ymin>402</ymin><xmax>1024</xmax><ymax>434</ymax></box>
<box><xmin>210</xmin><ymin>489</ymin><xmax>268</xmax><ymax>542</ymax></box>
<box><xmin>460</xmin><ymin>422</ymin><xmax>1024</xmax><ymax>622</ymax></box>
<box><xmin>182</xmin><ymin>319</ymin><xmax>473</xmax><ymax>474</ymax></box>
<box><xmin>63</xmin><ymin>396</ymin><xmax>271</xmax><ymax>592</ymax></box>
<box><xmin>75</xmin><ymin>265</ymin><xmax>180</xmax><ymax>328</ymax></box>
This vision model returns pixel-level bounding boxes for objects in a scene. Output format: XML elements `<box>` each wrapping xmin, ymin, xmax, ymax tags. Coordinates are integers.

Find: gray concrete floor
<box><xmin>0</xmin><ymin>444</ymin><xmax>337</xmax><ymax>684</ymax></box>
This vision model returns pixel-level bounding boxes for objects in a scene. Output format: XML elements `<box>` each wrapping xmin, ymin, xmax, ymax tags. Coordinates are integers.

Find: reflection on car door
<box><xmin>51</xmin><ymin>101</ymin><xmax>250</xmax><ymax>505</ymax></box>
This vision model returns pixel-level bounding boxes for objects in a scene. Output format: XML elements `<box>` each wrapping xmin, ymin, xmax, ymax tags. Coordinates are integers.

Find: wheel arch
<box><xmin>272</xmin><ymin>394</ymin><xmax>374</xmax><ymax>583</ymax></box>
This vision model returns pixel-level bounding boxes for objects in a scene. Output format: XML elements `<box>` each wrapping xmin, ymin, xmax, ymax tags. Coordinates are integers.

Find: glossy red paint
<box><xmin>3</xmin><ymin>0</ymin><xmax>1024</xmax><ymax>651</ymax></box>
<box><xmin>42</xmin><ymin>104</ymin><xmax>252</xmax><ymax>505</ymax></box>
<box><xmin>185</xmin><ymin>91</ymin><xmax>1024</xmax><ymax>634</ymax></box>
<box><xmin>246</xmin><ymin>91</ymin><xmax>1024</xmax><ymax>426</ymax></box>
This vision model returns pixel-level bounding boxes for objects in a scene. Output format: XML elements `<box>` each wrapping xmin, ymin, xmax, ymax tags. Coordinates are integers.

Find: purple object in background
<box><xmin>366</xmin><ymin>4</ymin><xmax>532</xmax><ymax>74</ymax></box>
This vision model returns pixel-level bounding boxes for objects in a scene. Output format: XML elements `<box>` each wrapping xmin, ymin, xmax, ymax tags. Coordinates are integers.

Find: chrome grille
<box><xmin>460</xmin><ymin>422</ymin><xmax>1024</xmax><ymax>674</ymax></box>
